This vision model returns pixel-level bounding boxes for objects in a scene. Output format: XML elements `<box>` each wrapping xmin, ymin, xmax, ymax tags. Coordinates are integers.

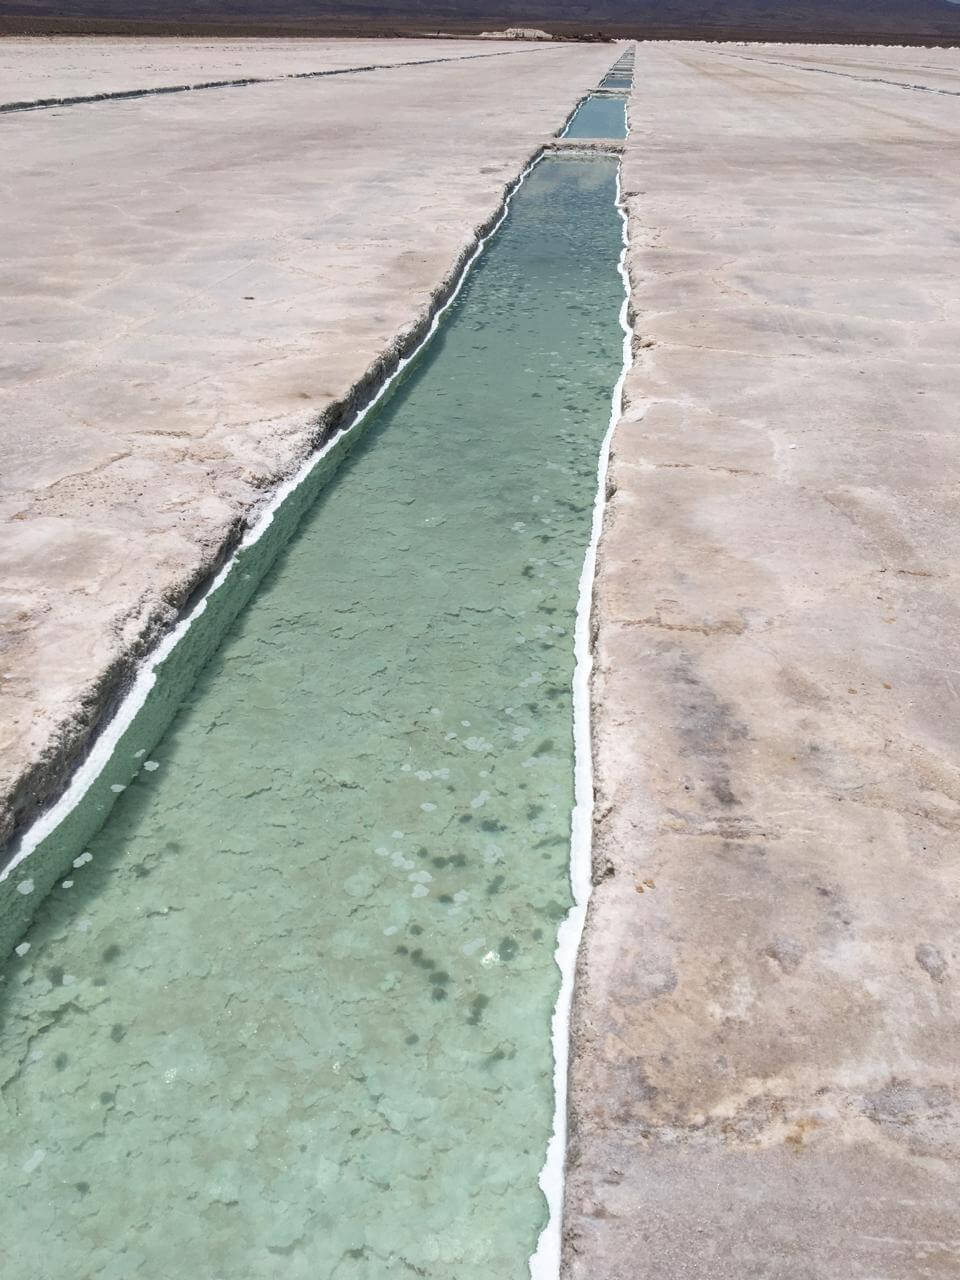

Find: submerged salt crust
<box><xmin>0</xmin><ymin>155</ymin><xmax>625</xmax><ymax>1280</ymax></box>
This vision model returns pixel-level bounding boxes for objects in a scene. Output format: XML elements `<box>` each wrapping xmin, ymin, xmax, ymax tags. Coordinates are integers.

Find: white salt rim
<box><xmin>528</xmin><ymin>146</ymin><xmax>635</xmax><ymax>1280</ymax></box>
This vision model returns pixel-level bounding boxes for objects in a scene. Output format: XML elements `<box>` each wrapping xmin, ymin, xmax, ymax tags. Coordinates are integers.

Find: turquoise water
<box><xmin>599</xmin><ymin>56</ymin><xmax>633</xmax><ymax>91</ymax></box>
<box><xmin>0</xmin><ymin>155</ymin><xmax>624</xmax><ymax>1279</ymax></box>
<box><xmin>564</xmin><ymin>94</ymin><xmax>627</xmax><ymax>140</ymax></box>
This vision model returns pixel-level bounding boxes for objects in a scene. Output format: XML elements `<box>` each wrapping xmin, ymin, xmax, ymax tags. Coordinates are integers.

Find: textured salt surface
<box><xmin>565</xmin><ymin>39</ymin><xmax>960</xmax><ymax>1280</ymax></box>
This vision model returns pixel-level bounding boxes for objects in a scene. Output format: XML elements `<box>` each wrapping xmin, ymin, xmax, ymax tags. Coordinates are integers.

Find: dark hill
<box><xmin>2</xmin><ymin>0</ymin><xmax>960</xmax><ymax>43</ymax></box>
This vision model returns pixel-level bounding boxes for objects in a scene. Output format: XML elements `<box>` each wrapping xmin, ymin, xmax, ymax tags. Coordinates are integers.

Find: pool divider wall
<box><xmin>527</xmin><ymin>159</ymin><xmax>634</xmax><ymax>1280</ymax></box>
<box><xmin>0</xmin><ymin>146</ymin><xmax>565</xmax><ymax>962</ymax></box>
<box><xmin>546</xmin><ymin>139</ymin><xmax>624</xmax><ymax>156</ymax></box>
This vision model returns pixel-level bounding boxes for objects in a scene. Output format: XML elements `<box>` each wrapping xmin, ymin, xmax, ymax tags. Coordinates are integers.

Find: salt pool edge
<box><xmin>0</xmin><ymin>148</ymin><xmax>553</xmax><ymax>961</ymax></box>
<box><xmin>528</xmin><ymin>159</ymin><xmax>634</xmax><ymax>1280</ymax></box>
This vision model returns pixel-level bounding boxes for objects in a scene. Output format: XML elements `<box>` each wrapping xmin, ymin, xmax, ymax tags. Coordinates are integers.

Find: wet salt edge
<box><xmin>528</xmin><ymin>155</ymin><xmax>634</xmax><ymax>1280</ymax></box>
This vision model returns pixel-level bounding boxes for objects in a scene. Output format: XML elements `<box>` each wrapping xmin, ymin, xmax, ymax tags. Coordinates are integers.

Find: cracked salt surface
<box><xmin>0</xmin><ymin>156</ymin><xmax>625</xmax><ymax>1279</ymax></box>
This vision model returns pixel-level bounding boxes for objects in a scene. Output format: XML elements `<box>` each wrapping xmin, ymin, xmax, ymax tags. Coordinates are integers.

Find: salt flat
<box><xmin>5</xmin><ymin>33</ymin><xmax>960</xmax><ymax>1278</ymax></box>
<box><xmin>566</xmin><ymin>40</ymin><xmax>960</xmax><ymax>1280</ymax></box>
<box><xmin>716</xmin><ymin>40</ymin><xmax>960</xmax><ymax>94</ymax></box>
<box><xmin>0</xmin><ymin>37</ymin><xmax>617</xmax><ymax>848</ymax></box>
<box><xmin>0</xmin><ymin>35</ymin><xmax>538</xmax><ymax>104</ymax></box>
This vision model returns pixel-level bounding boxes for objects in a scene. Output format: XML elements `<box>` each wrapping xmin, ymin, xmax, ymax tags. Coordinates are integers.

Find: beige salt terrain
<box><xmin>0</xmin><ymin>37</ymin><xmax>617</xmax><ymax>847</ymax></box>
<box><xmin>565</xmin><ymin>40</ymin><xmax>960</xmax><ymax>1280</ymax></box>
<box><xmin>0</xmin><ymin>34</ymin><xmax>550</xmax><ymax>103</ymax></box>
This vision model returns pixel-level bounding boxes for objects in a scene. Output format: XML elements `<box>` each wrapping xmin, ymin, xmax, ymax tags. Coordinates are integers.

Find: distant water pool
<box><xmin>563</xmin><ymin>94</ymin><xmax>628</xmax><ymax>140</ymax></box>
<box><xmin>0</xmin><ymin>155</ymin><xmax>625</xmax><ymax>1280</ymax></box>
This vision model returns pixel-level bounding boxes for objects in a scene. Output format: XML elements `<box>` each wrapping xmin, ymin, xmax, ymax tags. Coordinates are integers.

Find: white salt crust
<box><xmin>528</xmin><ymin>156</ymin><xmax>634</xmax><ymax>1280</ymax></box>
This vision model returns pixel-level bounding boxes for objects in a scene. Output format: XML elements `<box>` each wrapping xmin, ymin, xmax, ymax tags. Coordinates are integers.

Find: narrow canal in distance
<box><xmin>1</xmin><ymin>154</ymin><xmax>625</xmax><ymax>1280</ymax></box>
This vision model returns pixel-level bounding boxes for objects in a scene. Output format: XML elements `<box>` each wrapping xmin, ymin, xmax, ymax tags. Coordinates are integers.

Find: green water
<box><xmin>0</xmin><ymin>155</ymin><xmax>624</xmax><ymax>1280</ymax></box>
<box><xmin>564</xmin><ymin>94</ymin><xmax>627</xmax><ymax>140</ymax></box>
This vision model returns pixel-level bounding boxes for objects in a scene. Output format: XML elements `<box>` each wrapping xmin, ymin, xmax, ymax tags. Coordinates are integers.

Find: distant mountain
<box><xmin>2</xmin><ymin>0</ymin><xmax>960</xmax><ymax>42</ymax></box>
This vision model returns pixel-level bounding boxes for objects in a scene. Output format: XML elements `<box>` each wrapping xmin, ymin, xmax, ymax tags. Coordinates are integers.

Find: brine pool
<box><xmin>563</xmin><ymin>93</ymin><xmax>628</xmax><ymax>140</ymax></box>
<box><xmin>1</xmin><ymin>153</ymin><xmax>626</xmax><ymax>1280</ymax></box>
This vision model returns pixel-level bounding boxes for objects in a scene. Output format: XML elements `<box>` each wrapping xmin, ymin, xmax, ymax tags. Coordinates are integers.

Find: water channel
<box><xmin>563</xmin><ymin>94</ymin><xmax>628</xmax><ymax>140</ymax></box>
<box><xmin>1</xmin><ymin>149</ymin><xmax>627</xmax><ymax>1279</ymax></box>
